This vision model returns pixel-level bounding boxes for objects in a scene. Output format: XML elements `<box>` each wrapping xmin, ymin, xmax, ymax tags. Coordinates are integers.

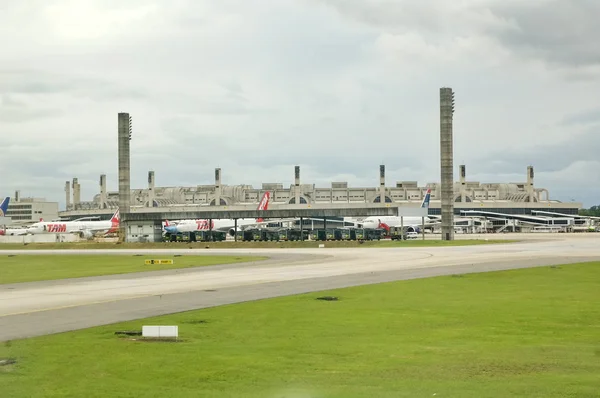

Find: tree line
<box><xmin>579</xmin><ymin>205</ymin><xmax>600</xmax><ymax>217</ymax></box>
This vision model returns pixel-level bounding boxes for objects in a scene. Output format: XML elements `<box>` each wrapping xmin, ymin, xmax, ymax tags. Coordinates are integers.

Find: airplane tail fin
<box><xmin>377</xmin><ymin>219</ymin><xmax>391</xmax><ymax>233</ymax></box>
<box><xmin>0</xmin><ymin>197</ymin><xmax>10</xmax><ymax>217</ymax></box>
<box><xmin>420</xmin><ymin>188</ymin><xmax>432</xmax><ymax>209</ymax></box>
<box><xmin>257</xmin><ymin>191</ymin><xmax>270</xmax><ymax>211</ymax></box>
<box><xmin>256</xmin><ymin>191</ymin><xmax>271</xmax><ymax>222</ymax></box>
<box><xmin>110</xmin><ymin>209</ymin><xmax>120</xmax><ymax>223</ymax></box>
<box><xmin>106</xmin><ymin>209</ymin><xmax>121</xmax><ymax>235</ymax></box>
<box><xmin>0</xmin><ymin>198</ymin><xmax>6</xmax><ymax>235</ymax></box>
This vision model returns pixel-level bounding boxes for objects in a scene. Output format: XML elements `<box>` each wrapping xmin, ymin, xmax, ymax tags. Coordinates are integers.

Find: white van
<box><xmin>406</xmin><ymin>231</ymin><xmax>419</xmax><ymax>240</ymax></box>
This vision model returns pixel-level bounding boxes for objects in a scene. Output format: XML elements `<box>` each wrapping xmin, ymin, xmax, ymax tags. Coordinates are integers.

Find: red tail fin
<box><xmin>107</xmin><ymin>209</ymin><xmax>120</xmax><ymax>234</ymax></box>
<box><xmin>378</xmin><ymin>219</ymin><xmax>390</xmax><ymax>233</ymax></box>
<box><xmin>256</xmin><ymin>191</ymin><xmax>270</xmax><ymax>222</ymax></box>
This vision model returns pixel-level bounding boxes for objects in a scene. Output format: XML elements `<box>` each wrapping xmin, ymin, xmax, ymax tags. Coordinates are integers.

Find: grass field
<box><xmin>1</xmin><ymin>262</ymin><xmax>599</xmax><ymax>397</ymax></box>
<box><xmin>0</xmin><ymin>254</ymin><xmax>267</xmax><ymax>284</ymax></box>
<box><xmin>0</xmin><ymin>238</ymin><xmax>514</xmax><ymax>251</ymax></box>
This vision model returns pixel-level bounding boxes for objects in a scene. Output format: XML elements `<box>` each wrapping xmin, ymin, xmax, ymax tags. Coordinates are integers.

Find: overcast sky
<box><xmin>1</xmin><ymin>0</ymin><xmax>599</xmax><ymax>209</ymax></box>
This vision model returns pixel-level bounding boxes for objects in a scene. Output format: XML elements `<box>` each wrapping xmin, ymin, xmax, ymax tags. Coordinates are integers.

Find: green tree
<box><xmin>579</xmin><ymin>205</ymin><xmax>600</xmax><ymax>217</ymax></box>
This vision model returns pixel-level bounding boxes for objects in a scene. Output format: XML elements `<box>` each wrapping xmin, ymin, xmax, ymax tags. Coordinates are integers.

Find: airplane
<box><xmin>26</xmin><ymin>209</ymin><xmax>120</xmax><ymax>239</ymax></box>
<box><xmin>0</xmin><ymin>197</ymin><xmax>9</xmax><ymax>218</ymax></box>
<box><xmin>0</xmin><ymin>197</ymin><xmax>14</xmax><ymax>236</ymax></box>
<box><xmin>164</xmin><ymin>191</ymin><xmax>274</xmax><ymax>237</ymax></box>
<box><xmin>0</xmin><ymin>197</ymin><xmax>51</xmax><ymax>236</ymax></box>
<box><xmin>1</xmin><ymin>226</ymin><xmax>29</xmax><ymax>236</ymax></box>
<box><xmin>354</xmin><ymin>188</ymin><xmax>437</xmax><ymax>233</ymax></box>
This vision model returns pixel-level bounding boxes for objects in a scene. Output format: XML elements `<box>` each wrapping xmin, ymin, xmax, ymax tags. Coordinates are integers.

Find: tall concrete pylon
<box><xmin>118</xmin><ymin>112</ymin><xmax>132</xmax><ymax>241</ymax></box>
<box><xmin>440</xmin><ymin>87</ymin><xmax>455</xmax><ymax>241</ymax></box>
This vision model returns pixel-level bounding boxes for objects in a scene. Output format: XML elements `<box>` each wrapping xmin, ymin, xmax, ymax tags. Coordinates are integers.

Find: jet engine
<box><xmin>79</xmin><ymin>230</ymin><xmax>94</xmax><ymax>240</ymax></box>
<box><xmin>228</xmin><ymin>227</ymin><xmax>241</xmax><ymax>237</ymax></box>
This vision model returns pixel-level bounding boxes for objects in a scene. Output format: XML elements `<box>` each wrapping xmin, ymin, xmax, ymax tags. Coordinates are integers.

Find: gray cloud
<box><xmin>488</xmin><ymin>0</ymin><xmax>600</xmax><ymax>69</ymax></box>
<box><xmin>0</xmin><ymin>93</ymin><xmax>63</xmax><ymax>122</ymax></box>
<box><xmin>316</xmin><ymin>0</ymin><xmax>600</xmax><ymax>77</ymax></box>
<box><xmin>0</xmin><ymin>0</ymin><xmax>599</xmax><ymax>209</ymax></box>
<box><xmin>474</xmin><ymin>125</ymin><xmax>600</xmax><ymax>175</ymax></box>
<box><xmin>0</xmin><ymin>69</ymin><xmax>147</xmax><ymax>101</ymax></box>
<box><xmin>559</xmin><ymin>108</ymin><xmax>600</xmax><ymax>127</ymax></box>
<box><xmin>0</xmin><ymin>107</ymin><xmax>63</xmax><ymax>123</ymax></box>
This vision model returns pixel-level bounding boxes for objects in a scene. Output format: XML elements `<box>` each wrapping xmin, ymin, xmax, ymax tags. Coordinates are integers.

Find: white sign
<box><xmin>142</xmin><ymin>325</ymin><xmax>179</xmax><ymax>338</ymax></box>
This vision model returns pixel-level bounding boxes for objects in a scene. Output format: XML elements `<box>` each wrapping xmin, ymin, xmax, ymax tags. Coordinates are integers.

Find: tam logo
<box><xmin>46</xmin><ymin>224</ymin><xmax>67</xmax><ymax>233</ymax></box>
<box><xmin>195</xmin><ymin>220</ymin><xmax>215</xmax><ymax>230</ymax></box>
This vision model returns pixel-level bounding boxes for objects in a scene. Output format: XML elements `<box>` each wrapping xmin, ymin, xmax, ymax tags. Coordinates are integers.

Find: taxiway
<box><xmin>1</xmin><ymin>235</ymin><xmax>599</xmax><ymax>341</ymax></box>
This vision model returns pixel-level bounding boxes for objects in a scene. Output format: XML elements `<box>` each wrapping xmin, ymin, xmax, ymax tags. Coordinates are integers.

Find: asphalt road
<box><xmin>1</xmin><ymin>234</ymin><xmax>599</xmax><ymax>341</ymax></box>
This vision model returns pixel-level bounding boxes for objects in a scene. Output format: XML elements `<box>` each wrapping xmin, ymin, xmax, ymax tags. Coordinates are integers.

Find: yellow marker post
<box><xmin>144</xmin><ymin>259</ymin><xmax>174</xmax><ymax>265</ymax></box>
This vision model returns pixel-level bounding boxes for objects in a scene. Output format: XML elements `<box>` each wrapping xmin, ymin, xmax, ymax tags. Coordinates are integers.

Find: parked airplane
<box><xmin>1</xmin><ymin>226</ymin><xmax>29</xmax><ymax>236</ymax></box>
<box><xmin>164</xmin><ymin>191</ymin><xmax>273</xmax><ymax>236</ymax></box>
<box><xmin>356</xmin><ymin>188</ymin><xmax>436</xmax><ymax>232</ymax></box>
<box><xmin>0</xmin><ymin>197</ymin><xmax>47</xmax><ymax>236</ymax></box>
<box><xmin>26</xmin><ymin>209</ymin><xmax>120</xmax><ymax>239</ymax></box>
<box><xmin>0</xmin><ymin>197</ymin><xmax>8</xmax><ymax>218</ymax></box>
<box><xmin>0</xmin><ymin>197</ymin><xmax>14</xmax><ymax>236</ymax></box>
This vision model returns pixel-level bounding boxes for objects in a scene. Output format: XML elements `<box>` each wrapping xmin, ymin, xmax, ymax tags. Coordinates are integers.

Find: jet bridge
<box><xmin>460</xmin><ymin>210</ymin><xmax>575</xmax><ymax>232</ymax></box>
<box><xmin>531</xmin><ymin>210</ymin><xmax>600</xmax><ymax>229</ymax></box>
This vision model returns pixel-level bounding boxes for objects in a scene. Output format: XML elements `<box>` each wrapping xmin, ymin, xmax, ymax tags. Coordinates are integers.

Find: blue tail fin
<box><xmin>420</xmin><ymin>189</ymin><xmax>431</xmax><ymax>209</ymax></box>
<box><xmin>0</xmin><ymin>197</ymin><xmax>10</xmax><ymax>217</ymax></box>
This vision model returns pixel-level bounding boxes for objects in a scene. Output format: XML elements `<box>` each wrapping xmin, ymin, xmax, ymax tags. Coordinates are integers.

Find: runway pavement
<box><xmin>1</xmin><ymin>234</ymin><xmax>600</xmax><ymax>341</ymax></box>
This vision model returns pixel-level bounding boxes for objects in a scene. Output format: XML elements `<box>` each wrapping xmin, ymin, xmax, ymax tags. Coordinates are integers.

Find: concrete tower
<box><xmin>72</xmin><ymin>178</ymin><xmax>81</xmax><ymax>208</ymax></box>
<box><xmin>294</xmin><ymin>165</ymin><xmax>300</xmax><ymax>205</ymax></box>
<box><xmin>99</xmin><ymin>174</ymin><xmax>107</xmax><ymax>209</ymax></box>
<box><xmin>379</xmin><ymin>164</ymin><xmax>386</xmax><ymax>203</ymax></box>
<box><xmin>459</xmin><ymin>164</ymin><xmax>466</xmax><ymax>203</ymax></box>
<box><xmin>440</xmin><ymin>87</ymin><xmax>455</xmax><ymax>241</ymax></box>
<box><xmin>148</xmin><ymin>171</ymin><xmax>155</xmax><ymax>207</ymax></box>
<box><xmin>214</xmin><ymin>168</ymin><xmax>222</xmax><ymax>205</ymax></box>
<box><xmin>64</xmin><ymin>181</ymin><xmax>71</xmax><ymax>210</ymax></box>
<box><xmin>118</xmin><ymin>112</ymin><xmax>132</xmax><ymax>239</ymax></box>
<box><xmin>527</xmin><ymin>165</ymin><xmax>535</xmax><ymax>203</ymax></box>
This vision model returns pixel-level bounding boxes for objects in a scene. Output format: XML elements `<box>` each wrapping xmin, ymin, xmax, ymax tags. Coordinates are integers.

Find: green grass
<box><xmin>0</xmin><ymin>238</ymin><xmax>514</xmax><ymax>250</ymax></box>
<box><xmin>2</xmin><ymin>262</ymin><xmax>599</xmax><ymax>397</ymax></box>
<box><xmin>0</xmin><ymin>255</ymin><xmax>267</xmax><ymax>284</ymax></box>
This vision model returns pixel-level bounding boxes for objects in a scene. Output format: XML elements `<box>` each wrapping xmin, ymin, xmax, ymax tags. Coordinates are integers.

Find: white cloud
<box><xmin>0</xmin><ymin>0</ymin><xmax>598</xmax><ymax>209</ymax></box>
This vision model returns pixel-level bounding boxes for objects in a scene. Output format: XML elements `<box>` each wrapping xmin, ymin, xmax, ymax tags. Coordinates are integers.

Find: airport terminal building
<box><xmin>4</xmin><ymin>191</ymin><xmax>59</xmax><ymax>223</ymax></box>
<box><xmin>58</xmin><ymin>165</ymin><xmax>581</xmax><ymax>220</ymax></box>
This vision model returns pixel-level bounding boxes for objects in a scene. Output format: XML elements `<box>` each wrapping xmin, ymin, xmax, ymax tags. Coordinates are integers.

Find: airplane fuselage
<box><xmin>166</xmin><ymin>218</ymin><xmax>261</xmax><ymax>234</ymax></box>
<box><xmin>360</xmin><ymin>216</ymin><xmax>432</xmax><ymax>229</ymax></box>
<box><xmin>0</xmin><ymin>227</ymin><xmax>29</xmax><ymax>236</ymax></box>
<box><xmin>27</xmin><ymin>220</ymin><xmax>117</xmax><ymax>235</ymax></box>
<box><xmin>165</xmin><ymin>192</ymin><xmax>272</xmax><ymax>236</ymax></box>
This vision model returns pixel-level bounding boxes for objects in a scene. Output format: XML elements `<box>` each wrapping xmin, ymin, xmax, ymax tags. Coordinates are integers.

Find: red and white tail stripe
<box><xmin>256</xmin><ymin>191</ymin><xmax>271</xmax><ymax>222</ymax></box>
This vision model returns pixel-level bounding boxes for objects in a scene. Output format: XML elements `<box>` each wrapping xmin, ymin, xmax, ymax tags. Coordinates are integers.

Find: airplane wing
<box><xmin>7</xmin><ymin>220</ymin><xmax>41</xmax><ymax>226</ymax></box>
<box><xmin>78</xmin><ymin>226</ymin><xmax>116</xmax><ymax>234</ymax></box>
<box><xmin>71</xmin><ymin>216</ymin><xmax>101</xmax><ymax>222</ymax></box>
